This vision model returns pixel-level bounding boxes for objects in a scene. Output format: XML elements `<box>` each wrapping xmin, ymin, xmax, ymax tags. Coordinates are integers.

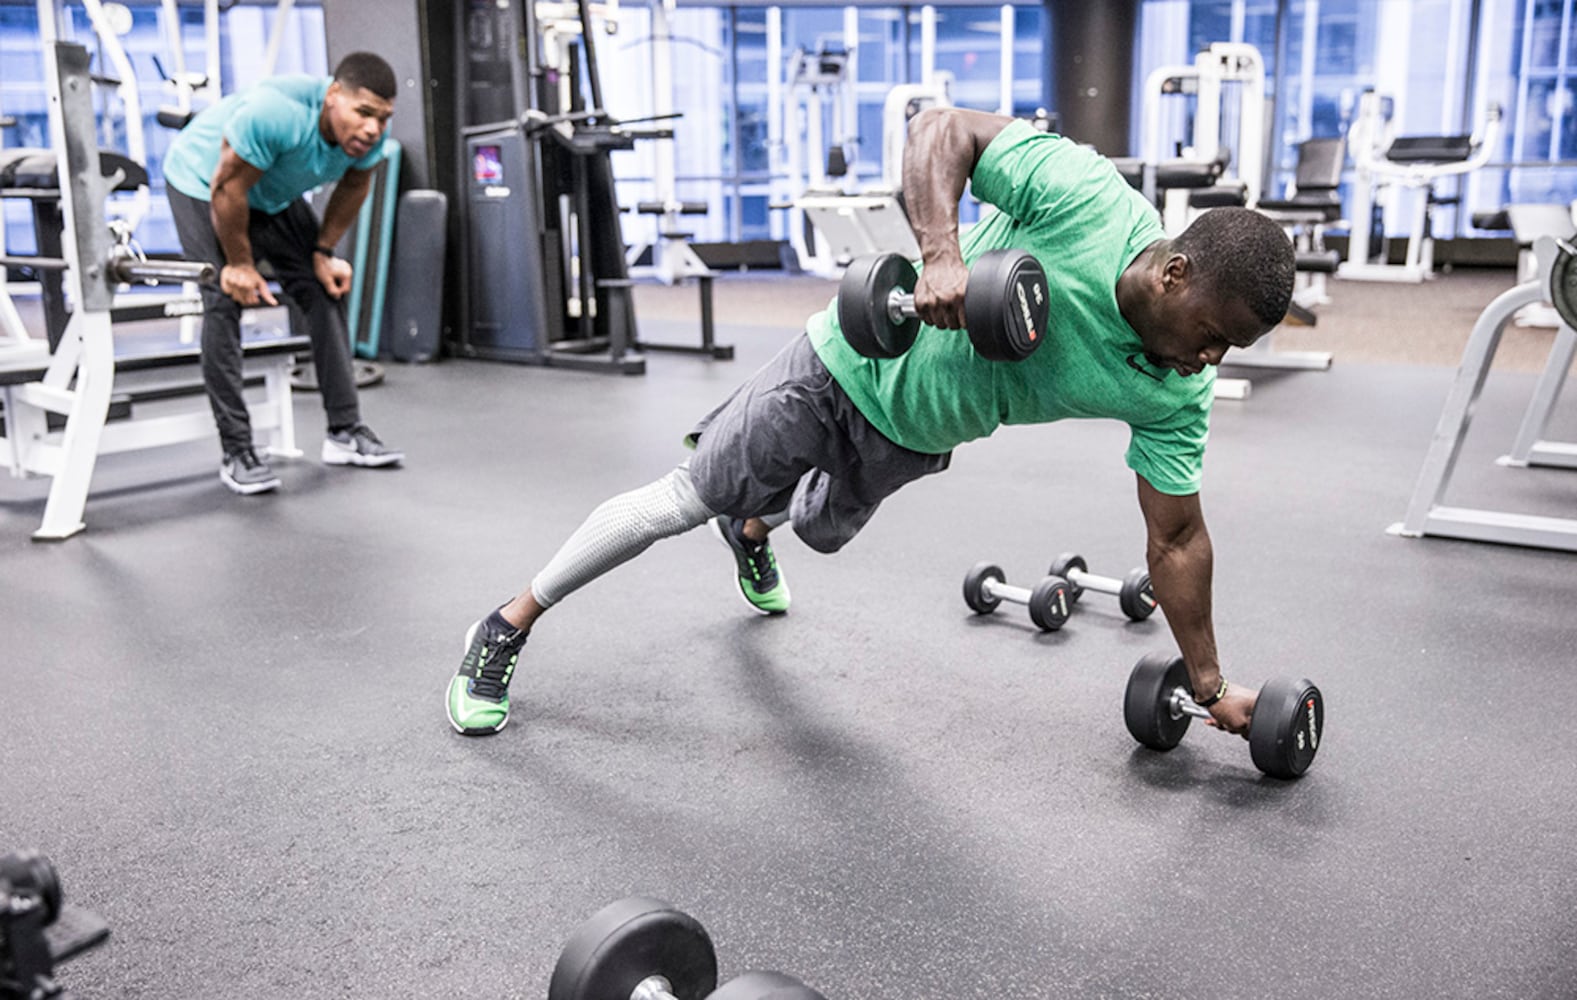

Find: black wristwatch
<box><xmin>313</xmin><ymin>244</ymin><xmax>336</xmax><ymax>258</ymax></box>
<box><xmin>1194</xmin><ymin>676</ymin><xmax>1228</xmax><ymax>708</ymax></box>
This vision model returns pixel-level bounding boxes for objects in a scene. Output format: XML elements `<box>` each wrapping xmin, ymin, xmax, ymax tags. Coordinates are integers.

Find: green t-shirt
<box><xmin>163</xmin><ymin>76</ymin><xmax>387</xmax><ymax>215</ymax></box>
<box><xmin>807</xmin><ymin>120</ymin><xmax>1216</xmax><ymax>496</ymax></box>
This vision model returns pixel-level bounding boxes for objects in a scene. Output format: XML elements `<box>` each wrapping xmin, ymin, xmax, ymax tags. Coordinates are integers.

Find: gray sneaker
<box><xmin>220</xmin><ymin>448</ymin><xmax>281</xmax><ymax>495</ymax></box>
<box><xmin>322</xmin><ymin>423</ymin><xmax>403</xmax><ymax>467</ymax></box>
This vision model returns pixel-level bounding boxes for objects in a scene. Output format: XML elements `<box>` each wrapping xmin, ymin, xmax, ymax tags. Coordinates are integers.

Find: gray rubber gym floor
<box><xmin>3</xmin><ymin>271</ymin><xmax>1575</xmax><ymax>999</ymax></box>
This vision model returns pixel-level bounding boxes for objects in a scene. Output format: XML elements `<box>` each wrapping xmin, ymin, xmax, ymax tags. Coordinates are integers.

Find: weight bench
<box><xmin>2</xmin><ymin>332</ymin><xmax>307</xmax><ymax>534</ymax></box>
<box><xmin>625</xmin><ymin>200</ymin><xmax>733</xmax><ymax>360</ymax></box>
<box><xmin>1258</xmin><ymin>137</ymin><xmax>1346</xmax><ymax>326</ymax></box>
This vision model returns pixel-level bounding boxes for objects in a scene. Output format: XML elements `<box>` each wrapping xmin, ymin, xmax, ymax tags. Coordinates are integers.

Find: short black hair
<box><xmin>332</xmin><ymin>52</ymin><xmax>397</xmax><ymax>101</ymax></box>
<box><xmin>1173</xmin><ymin>207</ymin><xmax>1295</xmax><ymax>330</ymax></box>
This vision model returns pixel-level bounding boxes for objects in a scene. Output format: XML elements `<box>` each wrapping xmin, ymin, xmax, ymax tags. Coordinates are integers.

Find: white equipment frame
<box><xmin>1340</xmin><ymin>91</ymin><xmax>1501</xmax><ymax>284</ymax></box>
<box><xmin>1387</xmin><ymin>236</ymin><xmax>1577</xmax><ymax>552</ymax></box>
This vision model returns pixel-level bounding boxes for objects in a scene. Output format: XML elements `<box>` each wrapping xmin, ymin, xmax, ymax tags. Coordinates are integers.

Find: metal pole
<box><xmin>262</xmin><ymin>0</ymin><xmax>297</xmax><ymax>77</ymax></box>
<box><xmin>998</xmin><ymin>4</ymin><xmax>1013</xmax><ymax>116</ymax></box>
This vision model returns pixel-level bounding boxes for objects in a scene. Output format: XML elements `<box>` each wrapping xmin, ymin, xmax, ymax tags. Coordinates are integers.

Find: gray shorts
<box><xmin>687</xmin><ymin>333</ymin><xmax>951</xmax><ymax>553</ymax></box>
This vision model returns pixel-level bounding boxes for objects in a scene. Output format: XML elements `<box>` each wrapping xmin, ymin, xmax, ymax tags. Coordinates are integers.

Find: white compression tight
<box><xmin>530</xmin><ymin>465</ymin><xmax>720</xmax><ymax>607</ymax></box>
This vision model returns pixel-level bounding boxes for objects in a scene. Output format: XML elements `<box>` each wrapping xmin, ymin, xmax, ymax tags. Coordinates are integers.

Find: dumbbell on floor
<box><xmin>837</xmin><ymin>249</ymin><xmax>1049</xmax><ymax>361</ymax></box>
<box><xmin>962</xmin><ymin>562</ymin><xmax>1072</xmax><ymax>632</ymax></box>
<box><xmin>1122</xmin><ymin>653</ymin><xmax>1324</xmax><ymax>779</ymax></box>
<box><xmin>1047</xmin><ymin>552</ymin><xmax>1157</xmax><ymax>622</ymax></box>
<box><xmin>549</xmin><ymin>896</ymin><xmax>828</xmax><ymax>1000</ymax></box>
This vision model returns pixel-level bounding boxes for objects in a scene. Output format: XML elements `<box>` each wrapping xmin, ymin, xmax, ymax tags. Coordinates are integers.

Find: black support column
<box><xmin>1043</xmin><ymin>0</ymin><xmax>1141</xmax><ymax>156</ymax></box>
<box><xmin>322</xmin><ymin>0</ymin><xmax>460</xmax><ymax>345</ymax></box>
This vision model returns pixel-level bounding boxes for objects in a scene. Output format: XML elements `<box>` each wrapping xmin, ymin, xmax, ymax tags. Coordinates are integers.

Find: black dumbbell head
<box><xmin>963</xmin><ymin>249</ymin><xmax>1050</xmax><ymax>361</ymax></box>
<box><xmin>1118</xmin><ymin>568</ymin><xmax>1158</xmax><ymax>621</ymax></box>
<box><xmin>963</xmin><ymin>562</ymin><xmax>1005</xmax><ymax>615</ymax></box>
<box><xmin>838</xmin><ymin>253</ymin><xmax>919</xmax><ymax>358</ymax></box>
<box><xmin>549</xmin><ymin>897</ymin><xmax>719</xmax><ymax>1000</ymax></box>
<box><xmin>1046</xmin><ymin>552</ymin><xmax>1087</xmax><ymax>601</ymax></box>
<box><xmin>1123</xmin><ymin>653</ymin><xmax>1192</xmax><ymax>751</ymax></box>
<box><xmin>1027</xmin><ymin>575</ymin><xmax>1072</xmax><ymax>631</ymax></box>
<box><xmin>0</xmin><ymin>849</ymin><xmax>62</xmax><ymax>925</ymax></box>
<box><xmin>707</xmin><ymin>971</ymin><xmax>829</xmax><ymax>1000</ymax></box>
<box><xmin>1247</xmin><ymin>677</ymin><xmax>1324</xmax><ymax>779</ymax></box>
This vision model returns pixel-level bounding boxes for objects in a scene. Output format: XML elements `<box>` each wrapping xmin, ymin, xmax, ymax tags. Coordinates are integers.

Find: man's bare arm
<box><xmin>315</xmin><ymin>168</ymin><xmax>374</xmax><ymax>251</ymax></box>
<box><xmin>901</xmin><ymin>107</ymin><xmax>1012</xmax><ymax>329</ymax></box>
<box><xmin>208</xmin><ymin>141</ymin><xmax>276</xmax><ymax>306</ymax></box>
<box><xmin>1136</xmin><ymin>475</ymin><xmax>1253</xmax><ymax>735</ymax></box>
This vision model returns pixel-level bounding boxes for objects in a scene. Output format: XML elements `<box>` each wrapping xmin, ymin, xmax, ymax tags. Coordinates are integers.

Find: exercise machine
<box><xmin>780</xmin><ymin>39</ymin><xmax>856</xmax><ymax>276</ymax></box>
<box><xmin>152</xmin><ymin>0</ymin><xmax>220</xmax><ymax>130</ymax></box>
<box><xmin>1387</xmin><ymin>235</ymin><xmax>1577</xmax><ymax>551</ymax></box>
<box><xmin>792</xmin><ymin>82</ymin><xmax>948</xmax><ymax>272</ymax></box>
<box><xmin>1140</xmin><ymin>42</ymin><xmax>1267</xmax><ymax>232</ymax></box>
<box><xmin>1256</xmin><ymin>135</ymin><xmax>1346</xmax><ymax>324</ymax></box>
<box><xmin>454</xmin><ymin>0</ymin><xmax>687</xmax><ymax>375</ymax></box>
<box><xmin>1339</xmin><ymin>90</ymin><xmax>1501</xmax><ymax>283</ymax></box>
<box><xmin>1131</xmin><ymin>42</ymin><xmax>1333</xmax><ymax>400</ymax></box>
<box><xmin>619</xmin><ymin>0</ymin><xmax>732</xmax><ymax>361</ymax></box>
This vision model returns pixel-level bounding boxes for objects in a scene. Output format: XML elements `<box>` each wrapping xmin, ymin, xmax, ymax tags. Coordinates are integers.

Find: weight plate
<box><xmin>707</xmin><ymin>971</ymin><xmax>829</xmax><ymax>1000</ymax></box>
<box><xmin>964</xmin><ymin>249</ymin><xmax>1049</xmax><ymax>361</ymax></box>
<box><xmin>837</xmin><ymin>254</ymin><xmax>917</xmax><ymax>358</ymax></box>
<box><xmin>1552</xmin><ymin>242</ymin><xmax>1577</xmax><ymax>333</ymax></box>
<box><xmin>1027</xmin><ymin>575</ymin><xmax>1072</xmax><ymax>631</ymax></box>
<box><xmin>548</xmin><ymin>897</ymin><xmax>718</xmax><ymax>1000</ymax></box>
<box><xmin>963</xmin><ymin>562</ymin><xmax>1004</xmax><ymax>615</ymax></box>
<box><xmin>1248</xmin><ymin>678</ymin><xmax>1323</xmax><ymax>779</ymax></box>
<box><xmin>1123</xmin><ymin>653</ymin><xmax>1192</xmax><ymax>751</ymax></box>
<box><xmin>1118</xmin><ymin>568</ymin><xmax>1158</xmax><ymax>621</ymax></box>
<box><xmin>1046</xmin><ymin>553</ymin><xmax>1087</xmax><ymax>602</ymax></box>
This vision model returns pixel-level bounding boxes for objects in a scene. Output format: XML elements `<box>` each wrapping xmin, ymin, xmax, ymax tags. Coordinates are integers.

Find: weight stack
<box><xmin>384</xmin><ymin>189</ymin><xmax>449</xmax><ymax>363</ymax></box>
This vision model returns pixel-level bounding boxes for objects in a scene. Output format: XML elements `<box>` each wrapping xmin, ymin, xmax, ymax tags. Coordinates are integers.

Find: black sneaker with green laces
<box><xmin>445</xmin><ymin>613</ymin><xmax>527</xmax><ymax>735</ymax></box>
<box><xmin>711</xmin><ymin>515</ymin><xmax>791</xmax><ymax>615</ymax></box>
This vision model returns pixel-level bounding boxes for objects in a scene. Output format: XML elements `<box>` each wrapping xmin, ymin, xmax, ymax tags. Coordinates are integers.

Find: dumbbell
<box><xmin>837</xmin><ymin>248</ymin><xmax>1049</xmax><ymax>361</ymax></box>
<box><xmin>1046</xmin><ymin>552</ymin><xmax>1157</xmax><ymax>622</ymax></box>
<box><xmin>1122</xmin><ymin>652</ymin><xmax>1324</xmax><ymax>779</ymax></box>
<box><xmin>549</xmin><ymin>896</ymin><xmax>827</xmax><ymax>1000</ymax></box>
<box><xmin>962</xmin><ymin>562</ymin><xmax>1072</xmax><ymax>632</ymax></box>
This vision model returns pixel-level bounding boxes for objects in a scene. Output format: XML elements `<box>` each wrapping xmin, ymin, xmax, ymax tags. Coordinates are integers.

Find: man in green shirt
<box><xmin>444</xmin><ymin>107</ymin><xmax>1295</xmax><ymax>741</ymax></box>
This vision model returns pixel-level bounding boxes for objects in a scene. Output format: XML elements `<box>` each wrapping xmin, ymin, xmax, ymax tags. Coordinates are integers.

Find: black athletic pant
<box><xmin>166</xmin><ymin>187</ymin><xmax>360</xmax><ymax>456</ymax></box>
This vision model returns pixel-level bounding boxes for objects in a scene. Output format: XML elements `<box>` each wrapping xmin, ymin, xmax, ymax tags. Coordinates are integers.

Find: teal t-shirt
<box><xmin>162</xmin><ymin>75</ymin><xmax>386</xmax><ymax>215</ymax></box>
<box><xmin>807</xmin><ymin>120</ymin><xmax>1216</xmax><ymax>496</ymax></box>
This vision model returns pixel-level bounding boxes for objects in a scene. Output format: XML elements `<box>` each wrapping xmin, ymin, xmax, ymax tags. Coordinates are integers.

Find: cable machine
<box><xmin>454</xmin><ymin>0</ymin><xmax>676</xmax><ymax>375</ymax></box>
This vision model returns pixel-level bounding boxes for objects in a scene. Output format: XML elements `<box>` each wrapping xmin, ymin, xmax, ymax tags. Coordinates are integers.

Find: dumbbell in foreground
<box><xmin>1047</xmin><ymin>552</ymin><xmax>1157</xmax><ymax>622</ymax></box>
<box><xmin>549</xmin><ymin>896</ymin><xmax>827</xmax><ymax>1000</ymax></box>
<box><xmin>962</xmin><ymin>562</ymin><xmax>1072</xmax><ymax>632</ymax></box>
<box><xmin>1122</xmin><ymin>653</ymin><xmax>1324</xmax><ymax>779</ymax></box>
<box><xmin>837</xmin><ymin>249</ymin><xmax>1049</xmax><ymax>361</ymax></box>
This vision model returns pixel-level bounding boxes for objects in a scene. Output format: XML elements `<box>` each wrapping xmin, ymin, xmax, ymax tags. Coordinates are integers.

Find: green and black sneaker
<box><xmin>445</xmin><ymin>615</ymin><xmax>527</xmax><ymax>735</ymax></box>
<box><xmin>711</xmin><ymin>515</ymin><xmax>791</xmax><ymax>615</ymax></box>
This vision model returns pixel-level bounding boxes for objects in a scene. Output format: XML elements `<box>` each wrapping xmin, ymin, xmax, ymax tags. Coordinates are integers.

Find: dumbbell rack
<box><xmin>1388</xmin><ymin>236</ymin><xmax>1577</xmax><ymax>551</ymax></box>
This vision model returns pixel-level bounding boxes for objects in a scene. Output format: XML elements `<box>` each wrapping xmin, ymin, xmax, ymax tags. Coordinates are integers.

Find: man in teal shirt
<box><xmin>444</xmin><ymin>107</ymin><xmax>1295</xmax><ymax>742</ymax></box>
<box><xmin>165</xmin><ymin>52</ymin><xmax>403</xmax><ymax>495</ymax></box>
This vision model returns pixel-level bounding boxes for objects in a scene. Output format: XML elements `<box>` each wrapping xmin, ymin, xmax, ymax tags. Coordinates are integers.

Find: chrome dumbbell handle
<box><xmin>630</xmin><ymin>977</ymin><xmax>679</xmax><ymax>1000</ymax></box>
<box><xmin>1065</xmin><ymin>567</ymin><xmax>1124</xmax><ymax>596</ymax></box>
<box><xmin>981</xmin><ymin>576</ymin><xmax>1032</xmax><ymax>606</ymax></box>
<box><xmin>887</xmin><ymin>289</ymin><xmax>917</xmax><ymax>325</ymax></box>
<box><xmin>1167</xmin><ymin>686</ymin><xmax>1215</xmax><ymax>721</ymax></box>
